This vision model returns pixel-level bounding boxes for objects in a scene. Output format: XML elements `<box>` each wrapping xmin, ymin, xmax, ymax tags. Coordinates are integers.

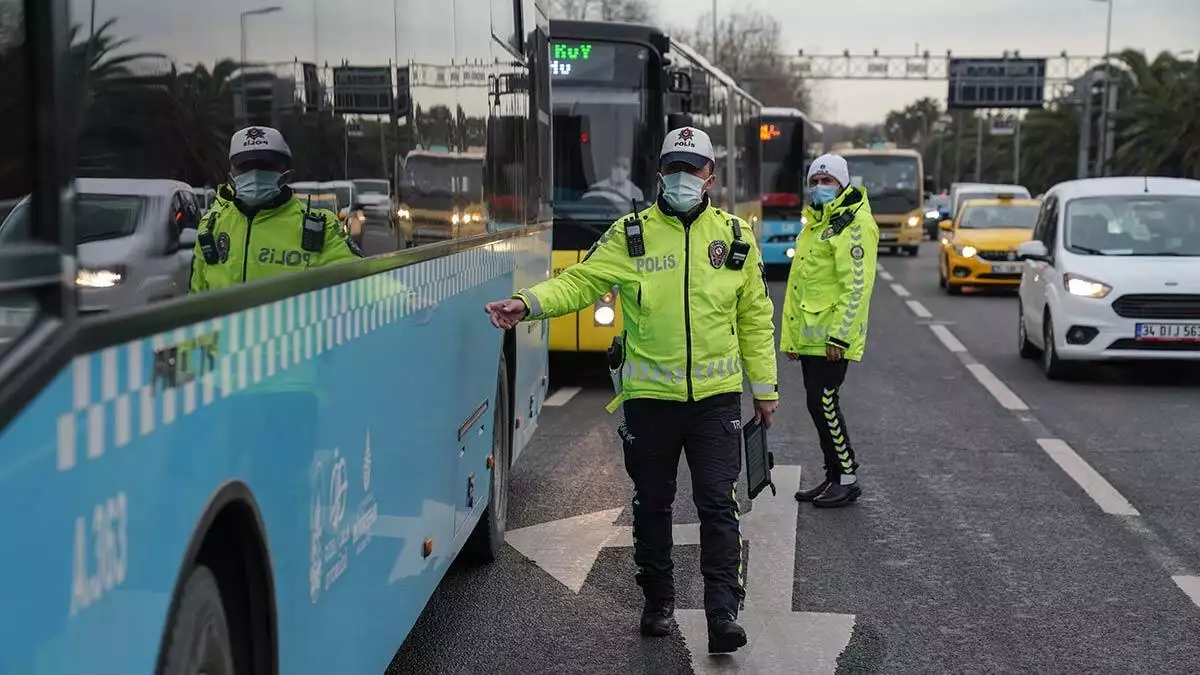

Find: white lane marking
<box><xmin>929</xmin><ymin>324</ymin><xmax>967</xmax><ymax>353</ymax></box>
<box><xmin>890</xmin><ymin>283</ymin><xmax>911</xmax><ymax>297</ymax></box>
<box><xmin>1036</xmin><ymin>439</ymin><xmax>1140</xmax><ymax>516</ymax></box>
<box><xmin>876</xmin><ymin>262</ymin><xmax>885</xmax><ymax>272</ymax></box>
<box><xmin>905</xmin><ymin>300</ymin><xmax>932</xmax><ymax>318</ymax></box>
<box><xmin>1172</xmin><ymin>576</ymin><xmax>1200</xmax><ymax>609</ymax></box>
<box><xmin>879</xmin><ymin>271</ymin><xmax>895</xmax><ymax>281</ymax></box>
<box><xmin>966</xmin><ymin>363</ymin><xmax>1029</xmax><ymax>410</ymax></box>
<box><xmin>542</xmin><ymin>386</ymin><xmax>581</xmax><ymax>407</ymax></box>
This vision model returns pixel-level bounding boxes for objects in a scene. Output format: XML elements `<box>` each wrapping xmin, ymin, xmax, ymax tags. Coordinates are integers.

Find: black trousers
<box><xmin>620</xmin><ymin>393</ymin><xmax>744</xmax><ymax>617</ymax></box>
<box><xmin>800</xmin><ymin>356</ymin><xmax>858</xmax><ymax>481</ymax></box>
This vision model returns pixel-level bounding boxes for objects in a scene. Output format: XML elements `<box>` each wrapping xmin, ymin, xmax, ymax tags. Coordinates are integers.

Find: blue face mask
<box><xmin>809</xmin><ymin>185</ymin><xmax>839</xmax><ymax>207</ymax></box>
<box><xmin>234</xmin><ymin>169</ymin><xmax>284</xmax><ymax>206</ymax></box>
<box><xmin>660</xmin><ymin>171</ymin><xmax>708</xmax><ymax>212</ymax></box>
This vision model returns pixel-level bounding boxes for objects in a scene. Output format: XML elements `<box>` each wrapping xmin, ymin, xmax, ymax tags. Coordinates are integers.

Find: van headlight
<box><xmin>1063</xmin><ymin>273</ymin><xmax>1112</xmax><ymax>298</ymax></box>
<box><xmin>76</xmin><ymin>267</ymin><xmax>125</xmax><ymax>288</ymax></box>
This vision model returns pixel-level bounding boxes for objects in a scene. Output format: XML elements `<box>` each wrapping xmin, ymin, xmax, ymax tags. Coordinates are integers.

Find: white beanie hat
<box><xmin>807</xmin><ymin>154</ymin><xmax>850</xmax><ymax>188</ymax></box>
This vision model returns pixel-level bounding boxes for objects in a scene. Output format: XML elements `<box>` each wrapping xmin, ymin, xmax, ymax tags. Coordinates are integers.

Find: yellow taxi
<box><xmin>938</xmin><ymin>196</ymin><xmax>1040</xmax><ymax>294</ymax></box>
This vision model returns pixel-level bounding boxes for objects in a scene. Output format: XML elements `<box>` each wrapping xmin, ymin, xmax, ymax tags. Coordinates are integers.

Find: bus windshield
<box><xmin>550</xmin><ymin>40</ymin><xmax>654</xmax><ymax>222</ymax></box>
<box><xmin>845</xmin><ymin>155</ymin><xmax>922</xmax><ymax>215</ymax></box>
<box><xmin>760</xmin><ymin>117</ymin><xmax>807</xmax><ymax>214</ymax></box>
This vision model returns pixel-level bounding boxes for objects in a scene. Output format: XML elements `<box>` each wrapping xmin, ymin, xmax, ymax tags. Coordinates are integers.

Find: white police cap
<box><xmin>660</xmin><ymin>126</ymin><xmax>715</xmax><ymax>169</ymax></box>
<box><xmin>229</xmin><ymin>126</ymin><xmax>292</xmax><ymax>166</ymax></box>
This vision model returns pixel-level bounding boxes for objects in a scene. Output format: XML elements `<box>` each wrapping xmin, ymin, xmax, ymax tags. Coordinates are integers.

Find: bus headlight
<box><xmin>786</xmin><ymin>247</ymin><xmax>795</xmax><ymax>258</ymax></box>
<box><xmin>906</xmin><ymin>216</ymin><xmax>920</xmax><ymax>228</ymax></box>
<box><xmin>594</xmin><ymin>305</ymin><xmax>616</xmax><ymax>326</ymax></box>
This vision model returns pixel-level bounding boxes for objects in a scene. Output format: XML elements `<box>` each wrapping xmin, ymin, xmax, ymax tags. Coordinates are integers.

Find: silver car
<box><xmin>0</xmin><ymin>178</ymin><xmax>200</xmax><ymax>315</ymax></box>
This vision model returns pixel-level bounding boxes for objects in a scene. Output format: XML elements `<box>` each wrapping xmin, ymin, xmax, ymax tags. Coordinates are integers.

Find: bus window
<box><xmin>760</xmin><ymin>117</ymin><xmax>807</xmax><ymax>213</ymax></box>
<box><xmin>844</xmin><ymin>154</ymin><xmax>923</xmax><ymax>216</ymax></box>
<box><xmin>0</xmin><ymin>0</ymin><xmax>41</xmax><ymax>356</ymax></box>
<box><xmin>550</xmin><ymin>40</ymin><xmax>654</xmax><ymax>223</ymax></box>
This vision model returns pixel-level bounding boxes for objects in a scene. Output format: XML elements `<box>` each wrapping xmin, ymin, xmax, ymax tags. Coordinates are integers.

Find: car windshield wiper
<box><xmin>1067</xmin><ymin>245</ymin><xmax>1105</xmax><ymax>255</ymax></box>
<box><xmin>1126</xmin><ymin>251</ymin><xmax>1196</xmax><ymax>256</ymax></box>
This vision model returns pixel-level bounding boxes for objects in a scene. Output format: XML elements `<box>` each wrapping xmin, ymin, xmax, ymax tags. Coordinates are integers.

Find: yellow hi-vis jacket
<box><xmin>780</xmin><ymin>186</ymin><xmax>879</xmax><ymax>361</ymax></box>
<box><xmin>515</xmin><ymin>199</ymin><xmax>778</xmax><ymax>411</ymax></box>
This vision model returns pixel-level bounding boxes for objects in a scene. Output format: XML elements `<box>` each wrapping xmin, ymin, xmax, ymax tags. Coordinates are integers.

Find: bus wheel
<box><xmin>159</xmin><ymin>565</ymin><xmax>236</xmax><ymax>675</ymax></box>
<box><xmin>462</xmin><ymin>353</ymin><xmax>512</xmax><ymax>564</ymax></box>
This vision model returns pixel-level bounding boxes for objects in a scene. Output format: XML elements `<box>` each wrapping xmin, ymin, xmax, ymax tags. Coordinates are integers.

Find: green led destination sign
<box><xmin>550</xmin><ymin>40</ymin><xmax>617</xmax><ymax>80</ymax></box>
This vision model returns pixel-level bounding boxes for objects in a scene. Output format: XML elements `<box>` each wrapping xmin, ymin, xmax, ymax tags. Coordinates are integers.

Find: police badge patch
<box><xmin>216</xmin><ymin>232</ymin><xmax>231</xmax><ymax>262</ymax></box>
<box><xmin>850</xmin><ymin>245</ymin><xmax>865</xmax><ymax>260</ymax></box>
<box><xmin>708</xmin><ymin>240</ymin><xmax>728</xmax><ymax>268</ymax></box>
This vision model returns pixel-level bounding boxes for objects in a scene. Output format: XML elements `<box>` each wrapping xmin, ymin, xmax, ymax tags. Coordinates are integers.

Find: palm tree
<box><xmin>1111</xmin><ymin>49</ymin><xmax>1200</xmax><ymax>177</ymax></box>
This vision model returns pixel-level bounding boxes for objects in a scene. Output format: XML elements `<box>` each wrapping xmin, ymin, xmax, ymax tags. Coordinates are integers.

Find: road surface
<box><xmin>389</xmin><ymin>241</ymin><xmax>1200</xmax><ymax>674</ymax></box>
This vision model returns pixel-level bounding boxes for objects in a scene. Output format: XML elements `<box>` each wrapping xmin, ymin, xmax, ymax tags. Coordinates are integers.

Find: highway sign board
<box><xmin>989</xmin><ymin>115</ymin><xmax>1017</xmax><ymax>135</ymax></box>
<box><xmin>947</xmin><ymin>58</ymin><xmax>1046</xmax><ymax>109</ymax></box>
<box><xmin>333</xmin><ymin>66</ymin><xmax>394</xmax><ymax>115</ymax></box>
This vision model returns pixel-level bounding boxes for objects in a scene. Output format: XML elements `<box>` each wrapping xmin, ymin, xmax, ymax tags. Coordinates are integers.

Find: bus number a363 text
<box><xmin>70</xmin><ymin>492</ymin><xmax>128</xmax><ymax>617</ymax></box>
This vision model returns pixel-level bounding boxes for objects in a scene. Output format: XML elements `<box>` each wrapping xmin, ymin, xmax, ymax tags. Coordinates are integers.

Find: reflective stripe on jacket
<box><xmin>780</xmin><ymin>186</ymin><xmax>879</xmax><ymax>361</ymax></box>
<box><xmin>516</xmin><ymin>198</ymin><xmax>778</xmax><ymax>408</ymax></box>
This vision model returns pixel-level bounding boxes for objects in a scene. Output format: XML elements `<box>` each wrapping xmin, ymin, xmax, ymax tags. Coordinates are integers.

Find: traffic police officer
<box><xmin>780</xmin><ymin>154</ymin><xmax>879</xmax><ymax>507</ymax></box>
<box><xmin>189</xmin><ymin>126</ymin><xmax>361</xmax><ymax>294</ymax></box>
<box><xmin>485</xmin><ymin>127</ymin><xmax>778</xmax><ymax>653</ymax></box>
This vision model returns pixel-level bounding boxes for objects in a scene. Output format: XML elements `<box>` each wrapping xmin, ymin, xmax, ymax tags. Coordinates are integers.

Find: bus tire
<box><xmin>159</xmin><ymin>564</ymin><xmax>236</xmax><ymax>675</ymax></box>
<box><xmin>462</xmin><ymin>352</ymin><xmax>512</xmax><ymax>564</ymax></box>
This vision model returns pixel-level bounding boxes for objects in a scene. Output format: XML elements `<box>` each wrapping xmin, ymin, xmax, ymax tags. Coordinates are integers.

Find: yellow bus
<box><xmin>548</xmin><ymin>20</ymin><xmax>762</xmax><ymax>353</ymax></box>
<box><xmin>840</xmin><ymin>145</ymin><xmax>934</xmax><ymax>256</ymax></box>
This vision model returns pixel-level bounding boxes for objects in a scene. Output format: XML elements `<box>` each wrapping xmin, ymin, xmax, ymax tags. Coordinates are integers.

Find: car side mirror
<box><xmin>1017</xmin><ymin>240</ymin><xmax>1051</xmax><ymax>262</ymax></box>
<box><xmin>938</xmin><ymin>219</ymin><xmax>954</xmax><ymax>232</ymax></box>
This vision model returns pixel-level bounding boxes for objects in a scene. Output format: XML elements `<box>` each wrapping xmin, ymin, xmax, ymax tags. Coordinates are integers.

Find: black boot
<box><xmin>706</xmin><ymin>610</ymin><xmax>748</xmax><ymax>653</ymax></box>
<box><xmin>813</xmin><ymin>481</ymin><xmax>862</xmax><ymax>508</ymax></box>
<box><xmin>795</xmin><ymin>478</ymin><xmax>832</xmax><ymax>502</ymax></box>
<box><xmin>640</xmin><ymin>599</ymin><xmax>675</xmax><ymax>637</ymax></box>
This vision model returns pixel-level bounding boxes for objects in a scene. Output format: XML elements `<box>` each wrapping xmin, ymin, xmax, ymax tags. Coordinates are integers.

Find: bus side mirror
<box><xmin>668</xmin><ymin>70</ymin><xmax>692</xmax><ymax>94</ymax></box>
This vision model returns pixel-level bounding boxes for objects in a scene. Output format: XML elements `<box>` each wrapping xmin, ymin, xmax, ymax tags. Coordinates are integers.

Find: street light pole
<box><xmin>239</xmin><ymin>6</ymin><xmax>283</xmax><ymax>64</ymax></box>
<box><xmin>1093</xmin><ymin>0</ymin><xmax>1114</xmax><ymax>176</ymax></box>
<box><xmin>711</xmin><ymin>0</ymin><xmax>718</xmax><ymax>61</ymax></box>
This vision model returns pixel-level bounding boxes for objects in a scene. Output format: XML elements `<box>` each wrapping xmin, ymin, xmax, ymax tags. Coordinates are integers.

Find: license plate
<box><xmin>879</xmin><ymin>232</ymin><xmax>896</xmax><ymax>241</ymax></box>
<box><xmin>1135</xmin><ymin>323</ymin><xmax>1200</xmax><ymax>341</ymax></box>
<box><xmin>990</xmin><ymin>263</ymin><xmax>1022</xmax><ymax>274</ymax></box>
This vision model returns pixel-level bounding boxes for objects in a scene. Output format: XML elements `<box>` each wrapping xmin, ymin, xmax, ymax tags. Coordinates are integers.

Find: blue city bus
<box><xmin>757</xmin><ymin>106</ymin><xmax>823</xmax><ymax>269</ymax></box>
<box><xmin>0</xmin><ymin>0</ymin><xmax>552</xmax><ymax>673</ymax></box>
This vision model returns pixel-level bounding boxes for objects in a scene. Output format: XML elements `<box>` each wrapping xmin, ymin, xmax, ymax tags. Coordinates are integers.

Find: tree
<box><xmin>550</xmin><ymin>0</ymin><xmax>651</xmax><ymax>22</ymax></box>
<box><xmin>673</xmin><ymin>10</ymin><xmax>809</xmax><ymax>111</ymax></box>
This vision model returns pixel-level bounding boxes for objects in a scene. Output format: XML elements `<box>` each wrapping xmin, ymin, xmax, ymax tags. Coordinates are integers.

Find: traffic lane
<box><xmin>884</xmin><ymin>244</ymin><xmax>1200</xmax><ymax>570</ymax></box>
<box><xmin>779</xmin><ymin>270</ymin><xmax>1200</xmax><ymax>672</ymax></box>
<box><xmin>393</xmin><ymin>387</ymin><xmax>696</xmax><ymax>675</ymax></box>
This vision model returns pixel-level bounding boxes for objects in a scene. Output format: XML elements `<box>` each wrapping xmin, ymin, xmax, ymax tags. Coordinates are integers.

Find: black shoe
<box><xmin>813</xmin><ymin>481</ymin><xmax>862</xmax><ymax>508</ymax></box>
<box><xmin>640</xmin><ymin>599</ymin><xmax>675</xmax><ymax>637</ymax></box>
<box><xmin>706</xmin><ymin>610</ymin><xmax>748</xmax><ymax>653</ymax></box>
<box><xmin>795</xmin><ymin>479</ymin><xmax>832</xmax><ymax>502</ymax></box>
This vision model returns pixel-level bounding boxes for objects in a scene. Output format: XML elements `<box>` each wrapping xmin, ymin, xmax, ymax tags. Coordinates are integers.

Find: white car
<box><xmin>1016</xmin><ymin>176</ymin><xmax>1200</xmax><ymax>379</ymax></box>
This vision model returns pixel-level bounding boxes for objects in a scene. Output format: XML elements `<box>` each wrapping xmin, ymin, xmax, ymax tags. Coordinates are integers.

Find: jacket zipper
<box><xmin>683</xmin><ymin>221</ymin><xmax>694</xmax><ymax>401</ymax></box>
<box><xmin>241</xmin><ymin>211</ymin><xmax>257</xmax><ymax>283</ymax></box>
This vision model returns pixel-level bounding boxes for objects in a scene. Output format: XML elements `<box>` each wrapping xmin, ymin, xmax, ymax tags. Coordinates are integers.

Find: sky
<box><xmin>78</xmin><ymin>0</ymin><xmax>1200</xmax><ymax>126</ymax></box>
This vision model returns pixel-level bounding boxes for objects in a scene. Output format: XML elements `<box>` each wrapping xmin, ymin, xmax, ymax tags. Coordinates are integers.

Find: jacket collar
<box><xmin>805</xmin><ymin>186</ymin><xmax>865</xmax><ymax>224</ymax></box>
<box><xmin>655</xmin><ymin>193</ymin><xmax>712</xmax><ymax>227</ymax></box>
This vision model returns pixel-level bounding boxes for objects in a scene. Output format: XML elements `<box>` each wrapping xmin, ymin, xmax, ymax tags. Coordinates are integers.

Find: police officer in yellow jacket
<box><xmin>485</xmin><ymin>127</ymin><xmax>777</xmax><ymax>653</ymax></box>
<box><xmin>189</xmin><ymin>126</ymin><xmax>361</xmax><ymax>294</ymax></box>
<box><xmin>780</xmin><ymin>154</ymin><xmax>879</xmax><ymax>508</ymax></box>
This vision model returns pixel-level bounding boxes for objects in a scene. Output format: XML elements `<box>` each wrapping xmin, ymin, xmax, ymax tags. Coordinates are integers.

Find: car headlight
<box><xmin>396</xmin><ymin>208</ymin><xmax>411</xmax><ymax>219</ymax></box>
<box><xmin>76</xmin><ymin>267</ymin><xmax>125</xmax><ymax>288</ymax></box>
<box><xmin>906</xmin><ymin>216</ymin><xmax>920</xmax><ymax>228</ymax></box>
<box><xmin>924</xmin><ymin>210</ymin><xmax>940</xmax><ymax>219</ymax></box>
<box><xmin>955</xmin><ymin>245</ymin><xmax>977</xmax><ymax>258</ymax></box>
<box><xmin>1063</xmin><ymin>273</ymin><xmax>1112</xmax><ymax>298</ymax></box>
<box><xmin>594</xmin><ymin>305</ymin><xmax>615</xmax><ymax>326</ymax></box>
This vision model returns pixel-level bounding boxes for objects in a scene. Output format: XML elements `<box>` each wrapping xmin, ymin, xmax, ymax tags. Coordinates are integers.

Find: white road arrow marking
<box><xmin>506</xmin><ymin>466</ymin><xmax>856</xmax><ymax>672</ymax></box>
<box><xmin>678</xmin><ymin>466</ymin><xmax>856</xmax><ymax>674</ymax></box>
<box><xmin>506</xmin><ymin>508</ymin><xmax>701</xmax><ymax>593</ymax></box>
